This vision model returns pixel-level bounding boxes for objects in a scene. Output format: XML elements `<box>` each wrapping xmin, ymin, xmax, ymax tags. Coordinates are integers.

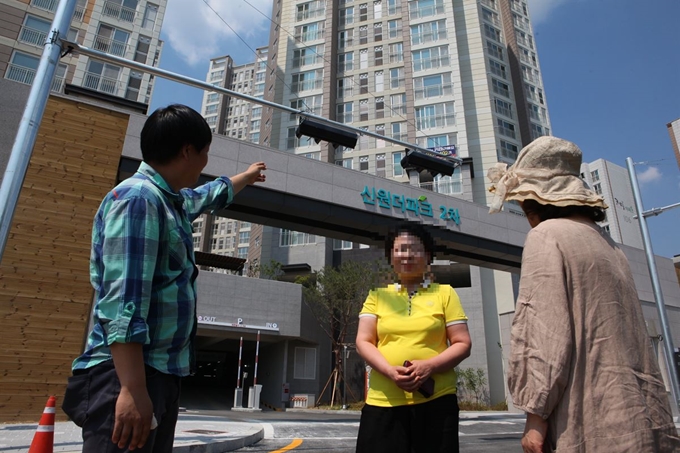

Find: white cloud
<box><xmin>162</xmin><ymin>0</ymin><xmax>272</xmax><ymax>66</ymax></box>
<box><xmin>637</xmin><ymin>166</ymin><xmax>662</xmax><ymax>184</ymax></box>
<box><xmin>527</xmin><ymin>0</ymin><xmax>571</xmax><ymax>25</ymax></box>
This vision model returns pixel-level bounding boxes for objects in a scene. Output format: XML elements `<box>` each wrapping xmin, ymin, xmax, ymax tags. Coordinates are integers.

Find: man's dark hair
<box><xmin>140</xmin><ymin>104</ymin><xmax>212</xmax><ymax>165</ymax></box>
<box><xmin>384</xmin><ymin>222</ymin><xmax>436</xmax><ymax>264</ymax></box>
<box><xmin>521</xmin><ymin>199</ymin><xmax>607</xmax><ymax>223</ymax></box>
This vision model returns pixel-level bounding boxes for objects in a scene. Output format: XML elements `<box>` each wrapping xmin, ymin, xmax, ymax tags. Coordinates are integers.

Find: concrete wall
<box><xmin>0</xmin><ymin>78</ymin><xmax>30</xmax><ymax>176</ymax></box>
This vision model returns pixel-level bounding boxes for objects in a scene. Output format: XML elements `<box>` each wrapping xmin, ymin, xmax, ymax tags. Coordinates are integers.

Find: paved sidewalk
<box><xmin>0</xmin><ymin>413</ymin><xmax>263</xmax><ymax>453</ymax></box>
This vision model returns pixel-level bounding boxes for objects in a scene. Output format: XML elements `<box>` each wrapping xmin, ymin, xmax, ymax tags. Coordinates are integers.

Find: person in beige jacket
<box><xmin>487</xmin><ymin>136</ymin><xmax>680</xmax><ymax>453</ymax></box>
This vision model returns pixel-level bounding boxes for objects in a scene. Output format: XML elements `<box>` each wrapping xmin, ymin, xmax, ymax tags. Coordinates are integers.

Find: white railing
<box><xmin>416</xmin><ymin>113</ymin><xmax>455</xmax><ymax>130</ymax></box>
<box><xmin>102</xmin><ymin>0</ymin><xmax>136</xmax><ymax>23</ymax></box>
<box><xmin>480</xmin><ymin>0</ymin><xmax>496</xmax><ymax>10</ymax></box>
<box><xmin>411</xmin><ymin>30</ymin><xmax>447</xmax><ymax>45</ymax></box>
<box><xmin>73</xmin><ymin>5</ymin><xmax>85</xmax><ymax>21</ymax></box>
<box><xmin>92</xmin><ymin>35</ymin><xmax>130</xmax><ymax>57</ymax></box>
<box><xmin>83</xmin><ymin>71</ymin><xmax>122</xmax><ymax>96</ymax></box>
<box><xmin>516</xmin><ymin>36</ymin><xmax>533</xmax><ymax>49</ymax></box>
<box><xmin>5</xmin><ymin>64</ymin><xmax>63</xmax><ymax>93</ymax></box>
<box><xmin>30</xmin><ymin>0</ymin><xmax>58</xmax><ymax>13</ymax></box>
<box><xmin>418</xmin><ymin>180</ymin><xmax>462</xmax><ymax>194</ymax></box>
<box><xmin>18</xmin><ymin>26</ymin><xmax>47</xmax><ymax>47</ymax></box>
<box><xmin>413</xmin><ymin>55</ymin><xmax>450</xmax><ymax>71</ymax></box>
<box><xmin>409</xmin><ymin>3</ymin><xmax>444</xmax><ymax>20</ymax></box>
<box><xmin>296</xmin><ymin>7</ymin><xmax>325</xmax><ymax>21</ymax></box>
<box><xmin>415</xmin><ymin>83</ymin><xmax>453</xmax><ymax>100</ymax></box>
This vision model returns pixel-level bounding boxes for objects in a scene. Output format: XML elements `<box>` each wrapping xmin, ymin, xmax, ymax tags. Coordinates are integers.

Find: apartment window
<box><xmin>391</xmin><ymin>122</ymin><xmax>406</xmax><ymax>141</ymax></box>
<box><xmin>339</xmin><ymin>30</ymin><xmax>353</xmax><ymax>48</ymax></box>
<box><xmin>387</xmin><ymin>0</ymin><xmax>400</xmax><ymax>15</ymax></box>
<box><xmin>238</xmin><ymin>231</ymin><xmax>250</xmax><ymax>244</ymax></box>
<box><xmin>494</xmin><ymin>98</ymin><xmax>513</xmax><ymax>118</ymax></box>
<box><xmin>591</xmin><ymin>170</ymin><xmax>600</xmax><ymax>182</ymax></box>
<box><xmin>388</xmin><ymin>68</ymin><xmax>404</xmax><ymax>89</ymax></box>
<box><xmin>251</xmin><ymin>106</ymin><xmax>262</xmax><ymax>118</ymax></box>
<box><xmin>531</xmin><ymin>123</ymin><xmax>550</xmax><ymax>139</ymax></box>
<box><xmin>359</xmin><ymin>26</ymin><xmax>369</xmax><ymax>45</ymax></box>
<box><xmin>103</xmin><ymin>0</ymin><xmax>138</xmax><ymax>23</ymax></box>
<box><xmin>481</xmin><ymin>7</ymin><xmax>499</xmax><ymax>26</ymax></box>
<box><xmin>204</xmin><ymin>104</ymin><xmax>219</xmax><ymax>115</ymax></box>
<box><xmin>375</xmin><ymin>96</ymin><xmax>385</xmax><ymax>118</ymax></box>
<box><xmin>411</xmin><ymin>20</ymin><xmax>447</xmax><ymax>45</ymax></box>
<box><xmin>393</xmin><ymin>151</ymin><xmax>404</xmax><ymax>176</ymax></box>
<box><xmin>289</xmin><ymin>95</ymin><xmax>323</xmax><ymax>120</ymax></box>
<box><xmin>133</xmin><ymin>36</ymin><xmax>152</xmax><ymax>64</ymax></box>
<box><xmin>359</xmin><ymin>126</ymin><xmax>369</xmax><ymax>149</ymax></box>
<box><xmin>297</xmin><ymin>1</ymin><xmax>325</xmax><ymax>21</ymax></box>
<box><xmin>337</xmin><ymin>102</ymin><xmax>354</xmax><ymax>123</ymax></box>
<box><xmin>142</xmin><ymin>3</ymin><xmax>159</xmax><ymax>30</ymax></box>
<box><xmin>192</xmin><ymin>236</ymin><xmax>200</xmax><ymax>249</ymax></box>
<box><xmin>499</xmin><ymin>140</ymin><xmax>519</xmax><ymax>160</ymax></box>
<box><xmin>338</xmin><ymin>77</ymin><xmax>354</xmax><ymax>98</ymax></box>
<box><xmin>287</xmin><ymin>127</ymin><xmax>313</xmax><ymax>148</ymax></box>
<box><xmin>237</xmin><ymin>247</ymin><xmax>248</xmax><ymax>259</ymax></box>
<box><xmin>409</xmin><ymin>0</ymin><xmax>444</xmax><ymax>19</ymax></box>
<box><xmin>484</xmin><ymin>24</ymin><xmax>502</xmax><ymax>42</ymax></box>
<box><xmin>338</xmin><ymin>52</ymin><xmax>354</xmax><ymax>72</ymax></box>
<box><xmin>489</xmin><ymin>59</ymin><xmax>506</xmax><ymax>79</ymax></box>
<box><xmin>6</xmin><ymin>52</ymin><xmax>40</xmax><ymax>85</ymax></box>
<box><xmin>295</xmin><ymin>22</ymin><xmax>323</xmax><ymax>43</ymax></box>
<box><xmin>388</xmin><ymin>42</ymin><xmax>403</xmax><ymax>63</ymax></box>
<box><xmin>333</xmin><ymin>239</ymin><xmax>353</xmax><ymax>250</ymax></box>
<box><xmin>294</xmin><ymin>347</ymin><xmax>316</xmax><ymax>379</ymax></box>
<box><xmin>417</xmin><ymin>134</ymin><xmax>456</xmax><ymax>149</ymax></box>
<box><xmin>95</xmin><ymin>24</ymin><xmax>130</xmax><ymax>57</ymax></box>
<box><xmin>375</xmin><ymin>71</ymin><xmax>384</xmax><ymax>92</ymax></box>
<box><xmin>339</xmin><ymin>6</ymin><xmax>354</xmax><ymax>25</ymax></box>
<box><xmin>218</xmin><ymin>238</ymin><xmax>224</xmax><ymax>250</ymax></box>
<box><xmin>359</xmin><ymin>73</ymin><xmax>369</xmax><ymax>94</ymax></box>
<box><xmin>360</xmin><ymin>49</ymin><xmax>369</xmax><ymax>69</ymax></box>
<box><xmin>433</xmin><ymin>171</ymin><xmax>462</xmax><ymax>195</ymax></box>
<box><xmin>374</xmin><ymin>46</ymin><xmax>384</xmax><ymax>65</ymax></box>
<box><xmin>388</xmin><ymin>19</ymin><xmax>401</xmax><ymax>39</ymax></box>
<box><xmin>593</xmin><ymin>183</ymin><xmax>602</xmax><ymax>195</ymax></box>
<box><xmin>280</xmin><ymin>230</ymin><xmax>316</xmax><ymax>246</ymax></box>
<box><xmin>359</xmin><ymin>3</ymin><xmax>368</xmax><ymax>21</ymax></box>
<box><xmin>240</xmin><ymin>222</ymin><xmax>252</xmax><ymax>229</ymax></box>
<box><xmin>19</xmin><ymin>15</ymin><xmax>51</xmax><ymax>47</ymax></box>
<box><xmin>374</xmin><ymin>0</ymin><xmax>383</xmax><ymax>18</ymax></box>
<box><xmin>291</xmin><ymin>69</ymin><xmax>323</xmax><ymax>93</ymax></box>
<box><xmin>84</xmin><ymin>60</ymin><xmax>121</xmax><ymax>95</ymax></box>
<box><xmin>124</xmin><ymin>70</ymin><xmax>143</xmax><ymax>101</ymax></box>
<box><xmin>487</xmin><ymin>40</ymin><xmax>504</xmax><ymax>61</ymax></box>
<box><xmin>374</xmin><ymin>22</ymin><xmax>383</xmax><ymax>42</ymax></box>
<box><xmin>376</xmin><ymin>152</ymin><xmax>386</xmax><ymax>176</ymax></box>
<box><xmin>342</xmin><ymin>158</ymin><xmax>353</xmax><ymax>169</ymax></box>
<box><xmin>412</xmin><ymin>45</ymin><xmax>449</xmax><ymax>71</ymax></box>
<box><xmin>293</xmin><ymin>46</ymin><xmax>322</xmax><ymax>68</ymax></box>
<box><xmin>359</xmin><ymin>156</ymin><xmax>369</xmax><ymax>171</ymax></box>
<box><xmin>414</xmin><ymin>73</ymin><xmax>452</xmax><ymax>100</ymax></box>
<box><xmin>360</xmin><ymin>99</ymin><xmax>369</xmax><ymax>121</ymax></box>
<box><xmin>415</xmin><ymin>102</ymin><xmax>455</xmax><ymax>129</ymax></box>
<box><xmin>492</xmin><ymin>78</ymin><xmax>510</xmax><ymax>97</ymax></box>
<box><xmin>390</xmin><ymin>93</ymin><xmax>407</xmax><ymax>116</ymax></box>
<box><xmin>496</xmin><ymin>118</ymin><xmax>516</xmax><ymax>138</ymax></box>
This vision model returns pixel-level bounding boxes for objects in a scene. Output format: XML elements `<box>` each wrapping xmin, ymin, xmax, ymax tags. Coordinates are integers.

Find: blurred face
<box><xmin>520</xmin><ymin>201</ymin><xmax>542</xmax><ymax>228</ymax></box>
<box><xmin>391</xmin><ymin>232</ymin><xmax>430</xmax><ymax>281</ymax></box>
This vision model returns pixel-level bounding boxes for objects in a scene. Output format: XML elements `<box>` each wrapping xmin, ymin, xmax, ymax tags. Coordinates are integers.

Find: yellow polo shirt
<box><xmin>359</xmin><ymin>282</ymin><xmax>468</xmax><ymax>407</ymax></box>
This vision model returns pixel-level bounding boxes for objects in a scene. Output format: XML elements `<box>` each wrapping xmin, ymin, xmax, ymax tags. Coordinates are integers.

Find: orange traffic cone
<box><xmin>28</xmin><ymin>396</ymin><xmax>56</xmax><ymax>453</ymax></box>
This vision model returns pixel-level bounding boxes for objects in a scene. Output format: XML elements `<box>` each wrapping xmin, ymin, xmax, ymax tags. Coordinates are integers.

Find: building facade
<box><xmin>1</xmin><ymin>0</ymin><xmax>166</xmax><ymax>105</ymax></box>
<box><xmin>580</xmin><ymin>159</ymin><xmax>644</xmax><ymax>249</ymax></box>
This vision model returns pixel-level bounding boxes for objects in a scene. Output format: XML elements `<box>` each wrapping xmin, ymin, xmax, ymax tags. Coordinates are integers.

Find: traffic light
<box><xmin>295</xmin><ymin>118</ymin><xmax>358</xmax><ymax>149</ymax></box>
<box><xmin>400</xmin><ymin>147</ymin><xmax>460</xmax><ymax>177</ymax></box>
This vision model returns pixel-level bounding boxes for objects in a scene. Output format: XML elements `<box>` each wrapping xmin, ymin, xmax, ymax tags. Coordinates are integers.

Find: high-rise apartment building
<box><xmin>580</xmin><ymin>159</ymin><xmax>643</xmax><ymax>249</ymax></box>
<box><xmin>1</xmin><ymin>0</ymin><xmax>166</xmax><ymax>105</ymax></box>
<box><xmin>198</xmin><ymin>0</ymin><xmax>553</xmax><ymax>405</ymax></box>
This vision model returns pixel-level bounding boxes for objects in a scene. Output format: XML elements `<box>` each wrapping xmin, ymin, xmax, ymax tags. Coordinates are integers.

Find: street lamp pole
<box><xmin>626</xmin><ymin>157</ymin><xmax>680</xmax><ymax>413</ymax></box>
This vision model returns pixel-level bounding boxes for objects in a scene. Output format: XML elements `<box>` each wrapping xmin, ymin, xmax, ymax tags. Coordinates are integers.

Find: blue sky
<box><xmin>150</xmin><ymin>0</ymin><xmax>680</xmax><ymax>258</ymax></box>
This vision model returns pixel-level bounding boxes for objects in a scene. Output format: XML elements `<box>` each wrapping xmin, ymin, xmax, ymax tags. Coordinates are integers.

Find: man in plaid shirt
<box><xmin>63</xmin><ymin>104</ymin><xmax>266</xmax><ymax>452</ymax></box>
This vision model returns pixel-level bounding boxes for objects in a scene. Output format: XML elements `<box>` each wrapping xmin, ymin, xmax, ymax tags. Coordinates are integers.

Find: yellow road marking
<box><xmin>270</xmin><ymin>438</ymin><xmax>303</xmax><ymax>452</ymax></box>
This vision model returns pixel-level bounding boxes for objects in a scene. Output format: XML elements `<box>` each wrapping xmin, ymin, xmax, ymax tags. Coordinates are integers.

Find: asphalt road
<box><xmin>191</xmin><ymin>409</ymin><xmax>525</xmax><ymax>453</ymax></box>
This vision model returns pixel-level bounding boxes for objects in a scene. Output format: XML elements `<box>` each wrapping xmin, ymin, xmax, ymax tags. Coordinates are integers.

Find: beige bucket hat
<box><xmin>487</xmin><ymin>136</ymin><xmax>608</xmax><ymax>214</ymax></box>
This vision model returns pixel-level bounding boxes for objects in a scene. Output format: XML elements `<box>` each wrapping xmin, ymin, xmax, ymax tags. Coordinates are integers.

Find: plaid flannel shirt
<box><xmin>73</xmin><ymin>162</ymin><xmax>234</xmax><ymax>377</ymax></box>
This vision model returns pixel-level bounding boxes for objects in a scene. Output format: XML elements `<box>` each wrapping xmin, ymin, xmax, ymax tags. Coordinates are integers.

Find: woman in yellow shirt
<box><xmin>355</xmin><ymin>223</ymin><xmax>472</xmax><ymax>453</ymax></box>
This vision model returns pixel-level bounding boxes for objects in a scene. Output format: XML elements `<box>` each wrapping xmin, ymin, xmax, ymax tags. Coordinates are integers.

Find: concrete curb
<box><xmin>173</xmin><ymin>425</ymin><xmax>264</xmax><ymax>453</ymax></box>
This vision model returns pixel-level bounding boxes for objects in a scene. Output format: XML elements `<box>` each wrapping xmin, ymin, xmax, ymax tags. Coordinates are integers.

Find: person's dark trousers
<box><xmin>356</xmin><ymin>394</ymin><xmax>459</xmax><ymax>453</ymax></box>
<box><xmin>62</xmin><ymin>360</ymin><xmax>181</xmax><ymax>453</ymax></box>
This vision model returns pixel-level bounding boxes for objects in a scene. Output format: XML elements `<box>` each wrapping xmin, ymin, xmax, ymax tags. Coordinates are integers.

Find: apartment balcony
<box><xmin>416</xmin><ymin>113</ymin><xmax>455</xmax><ymax>130</ymax></box>
<box><xmin>93</xmin><ymin>35</ymin><xmax>131</xmax><ymax>58</ymax></box>
<box><xmin>479</xmin><ymin>0</ymin><xmax>497</xmax><ymax>10</ymax></box>
<box><xmin>414</xmin><ymin>83</ymin><xmax>453</xmax><ymax>101</ymax></box>
<box><xmin>102</xmin><ymin>0</ymin><xmax>136</xmax><ymax>23</ymax></box>
<box><xmin>5</xmin><ymin>64</ymin><xmax>64</xmax><ymax>92</ymax></box>
<box><xmin>516</xmin><ymin>36</ymin><xmax>534</xmax><ymax>50</ymax></box>
<box><xmin>296</xmin><ymin>7</ymin><xmax>325</xmax><ymax>21</ymax></box>
<box><xmin>418</xmin><ymin>180</ymin><xmax>462</xmax><ymax>194</ymax></box>
<box><xmin>73</xmin><ymin>4</ymin><xmax>85</xmax><ymax>21</ymax></box>
<box><xmin>511</xmin><ymin>1</ymin><xmax>525</xmax><ymax>15</ymax></box>
<box><xmin>413</xmin><ymin>55</ymin><xmax>450</xmax><ymax>72</ymax></box>
<box><xmin>514</xmin><ymin>19</ymin><xmax>529</xmax><ymax>32</ymax></box>
<box><xmin>18</xmin><ymin>26</ymin><xmax>47</xmax><ymax>47</ymax></box>
<box><xmin>295</xmin><ymin>30</ymin><xmax>324</xmax><ymax>43</ymax></box>
<box><xmin>82</xmin><ymin>71</ymin><xmax>123</xmax><ymax>96</ymax></box>
<box><xmin>409</xmin><ymin>4</ymin><xmax>445</xmax><ymax>20</ymax></box>
<box><xmin>30</xmin><ymin>0</ymin><xmax>58</xmax><ymax>13</ymax></box>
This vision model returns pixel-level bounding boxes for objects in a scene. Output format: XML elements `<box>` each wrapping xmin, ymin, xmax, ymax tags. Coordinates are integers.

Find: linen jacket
<box><xmin>508</xmin><ymin>218</ymin><xmax>679</xmax><ymax>452</ymax></box>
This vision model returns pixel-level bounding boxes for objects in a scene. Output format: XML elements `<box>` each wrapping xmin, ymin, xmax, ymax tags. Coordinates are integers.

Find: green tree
<box><xmin>297</xmin><ymin>260</ymin><xmax>380</xmax><ymax>406</ymax></box>
<box><xmin>457</xmin><ymin>367</ymin><xmax>488</xmax><ymax>405</ymax></box>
